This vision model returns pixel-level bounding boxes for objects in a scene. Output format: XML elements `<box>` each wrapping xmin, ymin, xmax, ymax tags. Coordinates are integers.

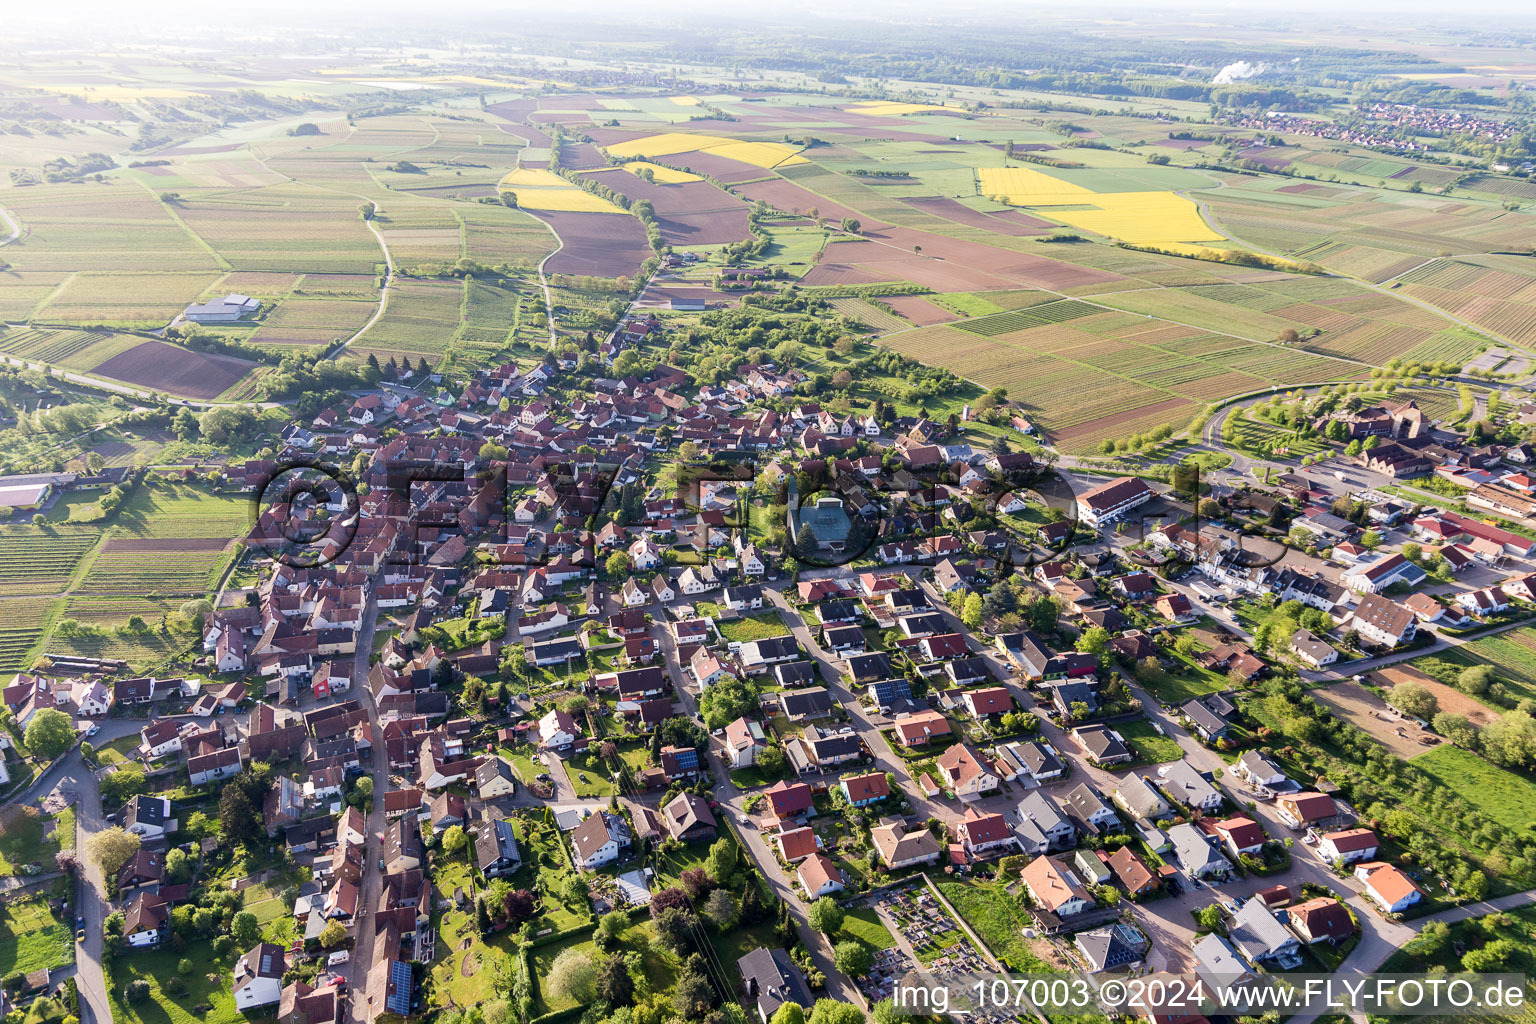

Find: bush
<box><xmin>124</xmin><ymin>981</ymin><xmax>151</xmax><ymax>1004</ymax></box>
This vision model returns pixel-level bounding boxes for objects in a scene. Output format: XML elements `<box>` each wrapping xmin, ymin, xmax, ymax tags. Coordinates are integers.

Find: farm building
<box><xmin>183</xmin><ymin>293</ymin><xmax>261</xmax><ymax>323</ymax></box>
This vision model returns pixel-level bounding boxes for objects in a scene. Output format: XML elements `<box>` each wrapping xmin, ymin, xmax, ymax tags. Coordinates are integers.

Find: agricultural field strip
<box><xmin>1194</xmin><ymin>187</ymin><xmax>1528</xmax><ymax>351</ymax></box>
<box><xmin>772</xmin><ymin>158</ymin><xmax>1409</xmax><ymax>371</ymax></box>
<box><xmin>131</xmin><ymin>178</ymin><xmax>233</xmax><ymax>272</ymax></box>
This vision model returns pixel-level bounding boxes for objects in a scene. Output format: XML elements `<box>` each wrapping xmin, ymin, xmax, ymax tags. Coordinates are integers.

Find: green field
<box><xmin>840</xmin><ymin>907</ymin><xmax>897</xmax><ymax>953</ymax></box>
<box><xmin>108</xmin><ymin>947</ymin><xmax>241</xmax><ymax>1024</ymax></box>
<box><xmin>0</xmin><ymin>807</ymin><xmax>61</xmax><ymax>877</ymax></box>
<box><xmin>0</xmin><ymin>897</ymin><xmax>72</xmax><ymax>976</ymax></box>
<box><xmin>1410</xmin><ymin>744</ymin><xmax>1536</xmax><ymax>833</ymax></box>
<box><xmin>1118</xmin><ymin>719</ymin><xmax>1184</xmax><ymax>764</ymax></box>
<box><xmin>0</xmin><ymin>598</ymin><xmax>61</xmax><ymax>673</ymax></box>
<box><xmin>0</xmin><ymin>528</ymin><xmax>100</xmax><ymax>596</ymax></box>
<box><xmin>936</xmin><ymin>879</ymin><xmax>1048</xmax><ymax>971</ymax></box>
<box><xmin>714</xmin><ymin>612</ymin><xmax>791</xmax><ymax>644</ymax></box>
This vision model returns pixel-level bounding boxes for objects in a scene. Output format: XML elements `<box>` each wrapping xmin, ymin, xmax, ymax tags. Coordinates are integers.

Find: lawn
<box><xmin>717</xmin><ymin>922</ymin><xmax>782</xmax><ymax>967</ymax></box>
<box><xmin>715</xmin><ymin>612</ymin><xmax>791</xmax><ymax>644</ymax></box>
<box><xmin>936</xmin><ymin>879</ymin><xmax>1049</xmax><ymax>972</ymax></box>
<box><xmin>0</xmin><ymin>896</ymin><xmax>72</xmax><ymax>975</ymax></box>
<box><xmin>1117</xmin><ymin>719</ymin><xmax>1184</xmax><ymax>764</ymax></box>
<box><xmin>55</xmin><ymin>807</ymin><xmax>75</xmax><ymax>852</ymax></box>
<box><xmin>1136</xmin><ymin>657</ymin><xmax>1231</xmax><ymax>705</ymax></box>
<box><xmin>653</xmin><ymin>840</ymin><xmax>713</xmax><ymax>891</ymax></box>
<box><xmin>499</xmin><ymin>745</ymin><xmax>541</xmax><ymax>785</ymax></box>
<box><xmin>94</xmin><ymin>733</ymin><xmax>143</xmax><ymax>767</ymax></box>
<box><xmin>840</xmin><ymin>907</ymin><xmax>896</xmax><ymax>953</ymax></box>
<box><xmin>0</xmin><ymin>806</ymin><xmax>60</xmax><ymax>876</ymax></box>
<box><xmin>109</xmin><ymin>946</ymin><xmax>241</xmax><ymax>1024</ymax></box>
<box><xmin>509</xmin><ymin>814</ymin><xmax>594</xmax><ymax>933</ymax></box>
<box><xmin>568</xmin><ymin>742</ymin><xmax>650</xmax><ymax>798</ymax></box>
<box><xmin>530</xmin><ymin>932</ymin><xmax>601</xmax><ymax>1016</ymax></box>
<box><xmin>1409</xmin><ymin>744</ymin><xmax>1536</xmax><ymax>832</ymax></box>
<box><xmin>428</xmin><ymin>858</ymin><xmax>520</xmax><ymax>1011</ymax></box>
<box><xmin>729</xmin><ymin>761</ymin><xmax>788</xmax><ymax>789</ymax></box>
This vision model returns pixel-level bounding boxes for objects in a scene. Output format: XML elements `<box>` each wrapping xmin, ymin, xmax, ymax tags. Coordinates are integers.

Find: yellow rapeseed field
<box><xmin>603</xmin><ymin>133</ymin><xmax>808</xmax><ymax>169</ymax></box>
<box><xmin>847</xmin><ymin>101</ymin><xmax>953</xmax><ymax>117</ymax></box>
<box><xmin>705</xmin><ymin>141</ymin><xmax>809</xmax><ymax>169</ymax></box>
<box><xmin>976</xmin><ymin>166</ymin><xmax>1092</xmax><ymax>199</ymax></box>
<box><xmin>668</xmin><ymin>96</ymin><xmax>702</xmax><ymax>106</ymax></box>
<box><xmin>497</xmin><ymin>168</ymin><xmax>627</xmax><ymax>214</ymax></box>
<box><xmin>615</xmin><ymin>162</ymin><xmax>704</xmax><ymax>184</ymax></box>
<box><xmin>976</xmin><ymin>167</ymin><xmax>1222</xmax><ymax>246</ymax></box>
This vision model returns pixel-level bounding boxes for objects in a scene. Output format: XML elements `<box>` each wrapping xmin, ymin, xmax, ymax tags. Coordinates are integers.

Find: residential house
<box><xmin>233</xmin><ymin>943</ymin><xmax>287</xmax><ymax>1011</ymax></box>
<box><xmin>840</xmin><ymin>772</ymin><xmax>890</xmax><ymax>808</ymax></box>
<box><xmin>1287</xmin><ymin>897</ymin><xmax>1357</xmax><ymax>945</ymax></box>
<box><xmin>737</xmin><ymin>947</ymin><xmax>814</xmax><ymax>1024</ymax></box>
<box><xmin>1075</xmin><ymin>925</ymin><xmax>1145</xmax><ymax>973</ymax></box>
<box><xmin>1235</xmin><ymin>751</ymin><xmax>1288</xmax><ymax>790</ymax></box>
<box><xmin>1355</xmin><ymin>862</ymin><xmax>1421</xmax><ymax>913</ymax></box>
<box><xmin>797</xmin><ymin>853</ymin><xmax>845</xmax><ymax>898</ymax></box>
<box><xmin>776</xmin><ymin>827</ymin><xmax>820</xmax><ymax>864</ymax></box>
<box><xmin>766</xmin><ymin>780</ymin><xmax>814</xmax><ymax>820</ymax></box>
<box><xmin>723</xmin><ymin>717</ymin><xmax>768</xmax><ymax>768</ymax></box>
<box><xmin>662</xmin><ymin>792</ymin><xmax>718</xmax><ymax>843</ymax></box>
<box><xmin>1276</xmin><ymin>793</ymin><xmax>1339</xmax><ymax>830</ymax></box>
<box><xmin>958</xmin><ymin>808</ymin><xmax>1017</xmax><ymax>861</ymax></box>
<box><xmin>1021</xmin><ymin>854</ymin><xmax>1094</xmax><ymax>918</ymax></box>
<box><xmin>1114</xmin><ymin>776</ymin><xmax>1171</xmax><ymax>822</ymax></box>
<box><xmin>571</xmin><ymin>811</ymin><xmax>632</xmax><ymax>870</ymax></box>
<box><xmin>1106</xmin><ymin>846</ymin><xmax>1159</xmax><ymax>898</ymax></box>
<box><xmin>1074</xmin><ymin>725</ymin><xmax>1132</xmax><ymax>766</ymax></box>
<box><xmin>871</xmin><ymin>820</ymin><xmax>942</xmax><ymax>870</ymax></box>
<box><xmin>124</xmin><ymin>795</ymin><xmax>177</xmax><ymax>839</ymax></box>
<box><xmin>475</xmin><ymin>758</ymin><xmax>518</xmax><ymax>800</ymax></box>
<box><xmin>1169</xmin><ymin>822</ymin><xmax>1231</xmax><ymax>880</ymax></box>
<box><xmin>1016</xmin><ymin>791</ymin><xmax>1076</xmax><ymax>853</ymax></box>
<box><xmin>1062</xmin><ymin>784</ymin><xmax>1120</xmax><ymax>834</ymax></box>
<box><xmin>1228</xmin><ymin>900</ymin><xmax>1301</xmax><ymax>969</ymax></box>
<box><xmin>1157</xmin><ymin>760</ymin><xmax>1222</xmax><ymax>814</ymax></box>
<box><xmin>1319</xmin><ymin>828</ymin><xmax>1378</xmax><ymax>866</ymax></box>
<box><xmin>935</xmin><ymin>742</ymin><xmax>1001</xmax><ymax>802</ymax></box>
<box><xmin>1210</xmin><ymin>817</ymin><xmax>1266</xmax><ymax>860</ymax></box>
<box><xmin>893</xmin><ymin>710</ymin><xmax>952</xmax><ymax>747</ymax></box>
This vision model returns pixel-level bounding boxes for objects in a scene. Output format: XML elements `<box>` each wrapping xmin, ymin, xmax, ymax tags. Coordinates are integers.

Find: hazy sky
<box><xmin>6</xmin><ymin>0</ymin><xmax>1533</xmax><ymax>45</ymax></box>
<box><xmin>14</xmin><ymin>0</ymin><xmax>1536</xmax><ymax>25</ymax></box>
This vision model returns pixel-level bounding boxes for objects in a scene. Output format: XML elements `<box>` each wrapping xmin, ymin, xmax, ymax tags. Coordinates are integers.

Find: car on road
<box><xmin>536</xmin><ymin>773</ymin><xmax>552</xmax><ymax>782</ymax></box>
<box><xmin>85</xmin><ymin>724</ymin><xmax>101</xmax><ymax>737</ymax></box>
<box><xmin>76</xmin><ymin>929</ymin><xmax>86</xmax><ymax>943</ymax></box>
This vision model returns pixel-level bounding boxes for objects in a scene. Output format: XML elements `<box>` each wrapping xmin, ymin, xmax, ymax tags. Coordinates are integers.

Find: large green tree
<box><xmin>24</xmin><ymin>708</ymin><xmax>75</xmax><ymax>760</ymax></box>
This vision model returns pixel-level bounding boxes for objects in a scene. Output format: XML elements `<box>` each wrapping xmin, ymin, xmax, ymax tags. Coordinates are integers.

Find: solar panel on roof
<box><xmin>870</xmin><ymin>679</ymin><xmax>912</xmax><ymax>705</ymax></box>
<box><xmin>387</xmin><ymin>961</ymin><xmax>413</xmax><ymax>1014</ymax></box>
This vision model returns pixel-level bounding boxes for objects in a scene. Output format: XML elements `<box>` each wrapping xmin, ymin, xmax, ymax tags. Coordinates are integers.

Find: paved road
<box><xmin>347</xmin><ymin>590</ymin><xmax>386</xmax><ymax>1024</ymax></box>
<box><xmin>72</xmin><ymin>762</ymin><xmax>111</xmax><ymax>1024</ymax></box>
<box><xmin>3</xmin><ymin>717</ymin><xmax>168</xmax><ymax>1024</ymax></box>
<box><xmin>649</xmin><ymin>605</ymin><xmax>864</xmax><ymax>1006</ymax></box>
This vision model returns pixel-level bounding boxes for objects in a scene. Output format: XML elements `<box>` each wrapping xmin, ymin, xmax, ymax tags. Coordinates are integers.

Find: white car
<box><xmin>327</xmin><ymin>950</ymin><xmax>350</xmax><ymax>966</ymax></box>
<box><xmin>85</xmin><ymin>724</ymin><xmax>101</xmax><ymax>738</ymax></box>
